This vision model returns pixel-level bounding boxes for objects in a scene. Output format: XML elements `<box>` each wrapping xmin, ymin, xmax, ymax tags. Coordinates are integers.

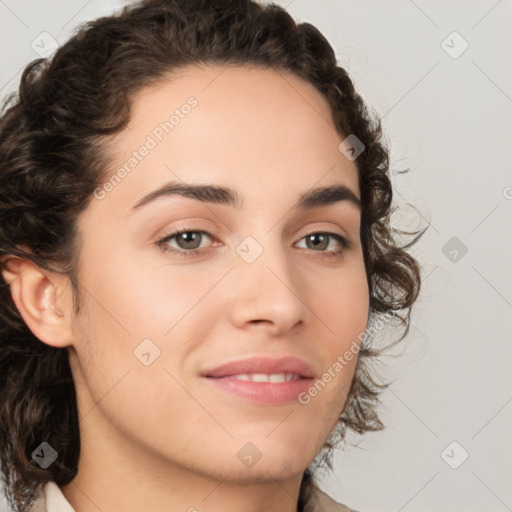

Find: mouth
<box><xmin>201</xmin><ymin>355</ymin><xmax>315</xmax><ymax>379</ymax></box>
<box><xmin>223</xmin><ymin>372</ymin><xmax>302</xmax><ymax>383</ymax></box>
<box><xmin>200</xmin><ymin>356</ymin><xmax>316</xmax><ymax>405</ymax></box>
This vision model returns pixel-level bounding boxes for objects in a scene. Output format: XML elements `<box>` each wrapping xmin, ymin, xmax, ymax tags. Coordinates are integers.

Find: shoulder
<box><xmin>28</xmin><ymin>481</ymin><xmax>76</xmax><ymax>512</ymax></box>
<box><xmin>307</xmin><ymin>483</ymin><xmax>361</xmax><ymax>512</ymax></box>
<box><xmin>26</xmin><ymin>484</ymin><xmax>46</xmax><ymax>512</ymax></box>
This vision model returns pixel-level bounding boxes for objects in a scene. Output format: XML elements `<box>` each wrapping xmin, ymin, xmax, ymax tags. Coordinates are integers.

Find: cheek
<box><xmin>309</xmin><ymin>259</ymin><xmax>369</xmax><ymax>350</ymax></box>
<box><xmin>292</xmin><ymin>260</ymin><xmax>368</xmax><ymax>424</ymax></box>
<box><xmin>69</xmin><ymin>250</ymin><xmax>221</xmax><ymax>410</ymax></box>
<box><xmin>79</xmin><ymin>244</ymin><xmax>213</xmax><ymax>342</ymax></box>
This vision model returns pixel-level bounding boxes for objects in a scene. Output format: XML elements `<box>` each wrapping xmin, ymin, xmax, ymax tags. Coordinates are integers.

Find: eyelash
<box><xmin>156</xmin><ymin>228</ymin><xmax>352</xmax><ymax>259</ymax></box>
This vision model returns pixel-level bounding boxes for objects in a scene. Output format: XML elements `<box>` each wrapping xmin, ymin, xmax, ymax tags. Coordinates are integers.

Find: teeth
<box><xmin>232</xmin><ymin>373</ymin><xmax>298</xmax><ymax>383</ymax></box>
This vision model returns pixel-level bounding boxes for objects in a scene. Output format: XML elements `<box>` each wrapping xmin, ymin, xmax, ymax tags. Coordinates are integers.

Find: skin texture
<box><xmin>2</xmin><ymin>64</ymin><xmax>369</xmax><ymax>512</ymax></box>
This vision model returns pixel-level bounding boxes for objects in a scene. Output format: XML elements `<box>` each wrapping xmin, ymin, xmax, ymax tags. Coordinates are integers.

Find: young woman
<box><xmin>0</xmin><ymin>1</ymin><xmax>423</xmax><ymax>511</ymax></box>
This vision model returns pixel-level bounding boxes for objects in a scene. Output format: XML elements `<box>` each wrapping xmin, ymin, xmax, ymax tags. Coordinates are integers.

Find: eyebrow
<box><xmin>128</xmin><ymin>181</ymin><xmax>362</xmax><ymax>214</ymax></box>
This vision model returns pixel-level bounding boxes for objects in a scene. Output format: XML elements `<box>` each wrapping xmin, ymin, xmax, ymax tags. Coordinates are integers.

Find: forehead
<box><xmin>94</xmin><ymin>63</ymin><xmax>360</xmax><ymax>217</ymax></box>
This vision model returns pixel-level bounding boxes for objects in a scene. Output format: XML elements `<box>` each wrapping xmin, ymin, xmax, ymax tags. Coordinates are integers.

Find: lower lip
<box><xmin>203</xmin><ymin>376</ymin><xmax>314</xmax><ymax>405</ymax></box>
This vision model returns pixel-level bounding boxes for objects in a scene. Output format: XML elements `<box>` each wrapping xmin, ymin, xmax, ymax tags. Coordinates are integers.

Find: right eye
<box><xmin>156</xmin><ymin>229</ymin><xmax>216</xmax><ymax>257</ymax></box>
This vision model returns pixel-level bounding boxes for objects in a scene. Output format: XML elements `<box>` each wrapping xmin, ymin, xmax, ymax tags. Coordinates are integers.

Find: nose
<box><xmin>228</xmin><ymin>239</ymin><xmax>311</xmax><ymax>337</ymax></box>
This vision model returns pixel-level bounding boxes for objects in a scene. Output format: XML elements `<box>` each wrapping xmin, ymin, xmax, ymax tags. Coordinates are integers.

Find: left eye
<box><xmin>296</xmin><ymin>232</ymin><xmax>350</xmax><ymax>253</ymax></box>
<box><xmin>157</xmin><ymin>229</ymin><xmax>351</xmax><ymax>257</ymax></box>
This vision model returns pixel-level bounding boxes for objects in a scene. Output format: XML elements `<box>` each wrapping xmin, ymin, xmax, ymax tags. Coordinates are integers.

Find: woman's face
<box><xmin>68</xmin><ymin>64</ymin><xmax>369</xmax><ymax>486</ymax></box>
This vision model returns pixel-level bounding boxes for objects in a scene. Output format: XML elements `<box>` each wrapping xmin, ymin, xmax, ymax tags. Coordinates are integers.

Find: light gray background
<box><xmin>1</xmin><ymin>1</ymin><xmax>511</xmax><ymax>511</ymax></box>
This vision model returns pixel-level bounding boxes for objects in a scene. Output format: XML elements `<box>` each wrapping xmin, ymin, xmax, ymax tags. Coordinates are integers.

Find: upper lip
<box><xmin>201</xmin><ymin>356</ymin><xmax>316</xmax><ymax>379</ymax></box>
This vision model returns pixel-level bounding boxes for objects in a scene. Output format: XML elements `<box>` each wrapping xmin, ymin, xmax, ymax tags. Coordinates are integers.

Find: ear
<box><xmin>1</xmin><ymin>256</ymin><xmax>74</xmax><ymax>348</ymax></box>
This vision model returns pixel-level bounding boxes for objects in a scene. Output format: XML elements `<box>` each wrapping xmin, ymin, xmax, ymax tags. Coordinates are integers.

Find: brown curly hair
<box><xmin>0</xmin><ymin>1</ymin><xmax>425</xmax><ymax>511</ymax></box>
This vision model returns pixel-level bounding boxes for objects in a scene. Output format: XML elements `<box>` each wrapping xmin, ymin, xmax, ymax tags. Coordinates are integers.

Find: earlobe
<box><xmin>1</xmin><ymin>257</ymin><xmax>74</xmax><ymax>348</ymax></box>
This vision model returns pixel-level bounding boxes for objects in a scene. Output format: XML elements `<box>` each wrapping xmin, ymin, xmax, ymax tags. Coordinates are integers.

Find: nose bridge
<box><xmin>228</xmin><ymin>228</ymin><xmax>309</xmax><ymax>332</ymax></box>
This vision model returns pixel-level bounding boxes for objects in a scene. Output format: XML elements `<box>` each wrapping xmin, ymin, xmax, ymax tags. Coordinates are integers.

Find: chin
<box><xmin>229</xmin><ymin>436</ymin><xmax>315</xmax><ymax>482</ymax></box>
<box><xmin>225</xmin><ymin>459</ymin><xmax>307</xmax><ymax>486</ymax></box>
